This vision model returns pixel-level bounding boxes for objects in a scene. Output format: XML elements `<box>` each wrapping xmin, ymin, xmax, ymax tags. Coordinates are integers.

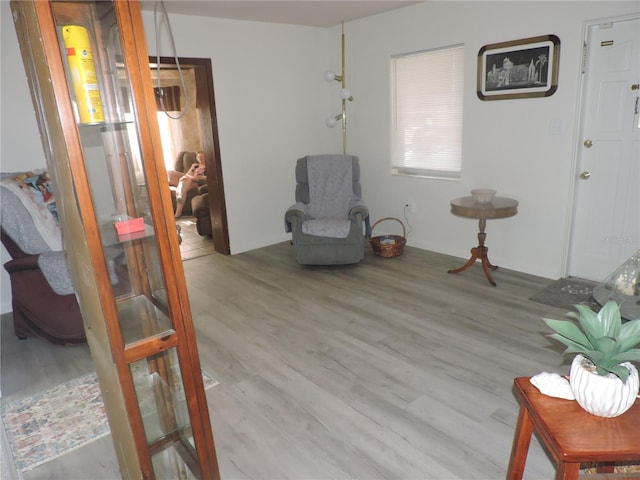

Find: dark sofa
<box><xmin>1</xmin><ymin>229</ymin><xmax>86</xmax><ymax>345</ymax></box>
<box><xmin>191</xmin><ymin>192</ymin><xmax>213</xmax><ymax>237</ymax></box>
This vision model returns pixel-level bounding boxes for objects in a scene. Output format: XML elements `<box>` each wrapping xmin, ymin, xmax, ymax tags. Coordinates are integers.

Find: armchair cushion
<box><xmin>302</xmin><ymin>218</ymin><xmax>351</xmax><ymax>238</ymax></box>
<box><xmin>306</xmin><ymin>155</ymin><xmax>356</xmax><ymax>221</ymax></box>
<box><xmin>173</xmin><ymin>151</ymin><xmax>198</xmax><ymax>173</ymax></box>
<box><xmin>294</xmin><ymin>155</ymin><xmax>361</xmax><ymax>205</ymax></box>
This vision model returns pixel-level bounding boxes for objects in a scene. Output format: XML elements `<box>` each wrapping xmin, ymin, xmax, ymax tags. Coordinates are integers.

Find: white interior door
<box><xmin>569</xmin><ymin>16</ymin><xmax>640</xmax><ymax>281</ymax></box>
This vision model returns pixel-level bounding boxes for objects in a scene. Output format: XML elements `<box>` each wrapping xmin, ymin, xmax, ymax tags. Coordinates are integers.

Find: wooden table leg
<box><xmin>447</xmin><ymin>247</ymin><xmax>481</xmax><ymax>274</ymax></box>
<box><xmin>506</xmin><ymin>405</ymin><xmax>534</xmax><ymax>480</ymax></box>
<box><xmin>448</xmin><ymin>218</ymin><xmax>499</xmax><ymax>286</ymax></box>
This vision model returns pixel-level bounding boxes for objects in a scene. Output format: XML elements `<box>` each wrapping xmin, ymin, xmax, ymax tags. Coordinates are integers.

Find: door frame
<box><xmin>564</xmin><ymin>13</ymin><xmax>639</xmax><ymax>277</ymax></box>
<box><xmin>152</xmin><ymin>56</ymin><xmax>230</xmax><ymax>255</ymax></box>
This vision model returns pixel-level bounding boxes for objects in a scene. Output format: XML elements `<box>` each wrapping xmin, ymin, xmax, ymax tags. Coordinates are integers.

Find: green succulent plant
<box><xmin>543</xmin><ymin>300</ymin><xmax>640</xmax><ymax>382</ymax></box>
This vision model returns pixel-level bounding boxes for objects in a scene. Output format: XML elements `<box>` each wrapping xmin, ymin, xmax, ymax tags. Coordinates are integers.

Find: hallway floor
<box><xmin>176</xmin><ymin>217</ymin><xmax>215</xmax><ymax>261</ymax></box>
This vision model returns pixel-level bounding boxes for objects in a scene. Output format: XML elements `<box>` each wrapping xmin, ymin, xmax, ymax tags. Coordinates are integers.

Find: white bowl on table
<box><xmin>471</xmin><ymin>189</ymin><xmax>496</xmax><ymax>204</ymax></box>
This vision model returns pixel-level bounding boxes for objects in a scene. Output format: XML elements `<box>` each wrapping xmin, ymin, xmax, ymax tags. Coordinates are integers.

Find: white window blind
<box><xmin>391</xmin><ymin>44</ymin><xmax>464</xmax><ymax>179</ymax></box>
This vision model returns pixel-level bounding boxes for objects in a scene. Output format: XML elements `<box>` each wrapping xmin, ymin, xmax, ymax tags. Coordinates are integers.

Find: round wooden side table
<box><xmin>448</xmin><ymin>196</ymin><xmax>518</xmax><ymax>286</ymax></box>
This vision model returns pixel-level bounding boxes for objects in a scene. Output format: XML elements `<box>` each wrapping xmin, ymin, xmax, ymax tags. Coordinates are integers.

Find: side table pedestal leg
<box><xmin>447</xmin><ymin>247</ymin><xmax>481</xmax><ymax>274</ymax></box>
<box><xmin>448</xmin><ymin>218</ymin><xmax>499</xmax><ymax>286</ymax></box>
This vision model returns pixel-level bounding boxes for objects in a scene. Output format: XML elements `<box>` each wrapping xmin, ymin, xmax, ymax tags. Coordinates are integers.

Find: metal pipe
<box><xmin>341</xmin><ymin>22</ymin><xmax>346</xmax><ymax>154</ymax></box>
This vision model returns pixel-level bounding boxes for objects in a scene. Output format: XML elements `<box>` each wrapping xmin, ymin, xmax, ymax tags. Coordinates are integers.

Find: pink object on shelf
<box><xmin>114</xmin><ymin>217</ymin><xmax>144</xmax><ymax>236</ymax></box>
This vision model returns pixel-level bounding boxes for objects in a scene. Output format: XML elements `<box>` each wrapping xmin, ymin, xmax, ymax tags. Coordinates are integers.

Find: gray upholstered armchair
<box><xmin>285</xmin><ymin>154</ymin><xmax>370</xmax><ymax>265</ymax></box>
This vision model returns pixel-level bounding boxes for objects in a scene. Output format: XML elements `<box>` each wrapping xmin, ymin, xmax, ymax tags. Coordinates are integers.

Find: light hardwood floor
<box><xmin>2</xmin><ymin>241</ymin><xmax>577</xmax><ymax>479</ymax></box>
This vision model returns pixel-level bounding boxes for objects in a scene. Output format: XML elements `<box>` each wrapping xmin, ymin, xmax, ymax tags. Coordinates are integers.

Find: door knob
<box><xmin>583</xmin><ymin>139</ymin><xmax>593</xmax><ymax>148</ymax></box>
<box><xmin>579</xmin><ymin>171</ymin><xmax>591</xmax><ymax>180</ymax></box>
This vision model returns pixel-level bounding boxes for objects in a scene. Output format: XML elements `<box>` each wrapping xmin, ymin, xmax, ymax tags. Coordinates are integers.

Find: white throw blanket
<box><xmin>0</xmin><ymin>170</ymin><xmax>62</xmax><ymax>252</ymax></box>
<box><xmin>2</xmin><ymin>171</ymin><xmax>124</xmax><ymax>294</ymax></box>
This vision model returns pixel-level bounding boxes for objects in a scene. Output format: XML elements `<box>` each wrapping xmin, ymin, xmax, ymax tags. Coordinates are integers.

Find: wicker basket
<box><xmin>369</xmin><ymin>217</ymin><xmax>406</xmax><ymax>257</ymax></box>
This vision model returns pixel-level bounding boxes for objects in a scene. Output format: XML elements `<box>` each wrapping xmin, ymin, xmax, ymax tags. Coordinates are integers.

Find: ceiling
<box><xmin>140</xmin><ymin>1</ymin><xmax>424</xmax><ymax>28</ymax></box>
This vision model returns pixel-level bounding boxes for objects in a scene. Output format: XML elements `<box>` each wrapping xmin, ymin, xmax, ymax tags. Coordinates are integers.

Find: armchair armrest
<box><xmin>348</xmin><ymin>202</ymin><xmax>368</xmax><ymax>220</ymax></box>
<box><xmin>348</xmin><ymin>200</ymin><xmax>371</xmax><ymax>237</ymax></box>
<box><xmin>3</xmin><ymin>254</ymin><xmax>40</xmax><ymax>274</ymax></box>
<box><xmin>167</xmin><ymin>169</ymin><xmax>183</xmax><ymax>187</ymax></box>
<box><xmin>284</xmin><ymin>202</ymin><xmax>310</xmax><ymax>233</ymax></box>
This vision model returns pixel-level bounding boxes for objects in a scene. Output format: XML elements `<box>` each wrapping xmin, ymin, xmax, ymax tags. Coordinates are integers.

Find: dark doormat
<box><xmin>529</xmin><ymin>277</ymin><xmax>601</xmax><ymax>311</ymax></box>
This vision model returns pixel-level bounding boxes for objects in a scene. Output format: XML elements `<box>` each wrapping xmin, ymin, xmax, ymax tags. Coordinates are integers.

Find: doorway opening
<box><xmin>150</xmin><ymin>56</ymin><xmax>230</xmax><ymax>255</ymax></box>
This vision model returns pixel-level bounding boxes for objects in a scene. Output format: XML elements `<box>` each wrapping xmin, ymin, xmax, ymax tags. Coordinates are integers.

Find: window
<box><xmin>391</xmin><ymin>44</ymin><xmax>464</xmax><ymax>179</ymax></box>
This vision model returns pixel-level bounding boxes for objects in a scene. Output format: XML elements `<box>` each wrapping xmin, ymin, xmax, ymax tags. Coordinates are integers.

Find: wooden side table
<box><xmin>507</xmin><ymin>376</ymin><xmax>640</xmax><ymax>480</ymax></box>
<box><xmin>448</xmin><ymin>196</ymin><xmax>518</xmax><ymax>286</ymax></box>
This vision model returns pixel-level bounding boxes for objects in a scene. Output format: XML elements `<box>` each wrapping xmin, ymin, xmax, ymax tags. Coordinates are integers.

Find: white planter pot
<box><xmin>569</xmin><ymin>354</ymin><xmax>639</xmax><ymax>418</ymax></box>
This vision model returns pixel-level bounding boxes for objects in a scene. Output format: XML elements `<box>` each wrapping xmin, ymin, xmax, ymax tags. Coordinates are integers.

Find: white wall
<box><xmin>2</xmin><ymin>1</ymin><xmax>638</xmax><ymax>313</ymax></box>
<box><xmin>1</xmin><ymin>2</ymin><xmax>52</xmax><ymax>313</ymax></box>
<box><xmin>142</xmin><ymin>12</ymin><xmax>333</xmax><ymax>253</ymax></box>
<box><xmin>341</xmin><ymin>1</ymin><xmax>639</xmax><ymax>279</ymax></box>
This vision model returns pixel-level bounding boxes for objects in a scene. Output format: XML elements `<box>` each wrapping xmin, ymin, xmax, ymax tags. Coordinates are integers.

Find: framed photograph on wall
<box><xmin>477</xmin><ymin>34</ymin><xmax>560</xmax><ymax>100</ymax></box>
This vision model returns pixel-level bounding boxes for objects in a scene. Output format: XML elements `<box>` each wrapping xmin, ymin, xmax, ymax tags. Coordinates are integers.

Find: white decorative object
<box><xmin>613</xmin><ymin>250</ymin><xmax>640</xmax><ymax>296</ymax></box>
<box><xmin>569</xmin><ymin>354</ymin><xmax>639</xmax><ymax>417</ymax></box>
<box><xmin>470</xmin><ymin>188</ymin><xmax>496</xmax><ymax>203</ymax></box>
<box><xmin>530</xmin><ymin>372</ymin><xmax>575</xmax><ymax>400</ymax></box>
<box><xmin>592</xmin><ymin>250</ymin><xmax>640</xmax><ymax>321</ymax></box>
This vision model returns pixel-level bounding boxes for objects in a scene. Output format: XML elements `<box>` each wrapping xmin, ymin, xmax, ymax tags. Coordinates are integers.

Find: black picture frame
<box><xmin>477</xmin><ymin>34</ymin><xmax>560</xmax><ymax>100</ymax></box>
